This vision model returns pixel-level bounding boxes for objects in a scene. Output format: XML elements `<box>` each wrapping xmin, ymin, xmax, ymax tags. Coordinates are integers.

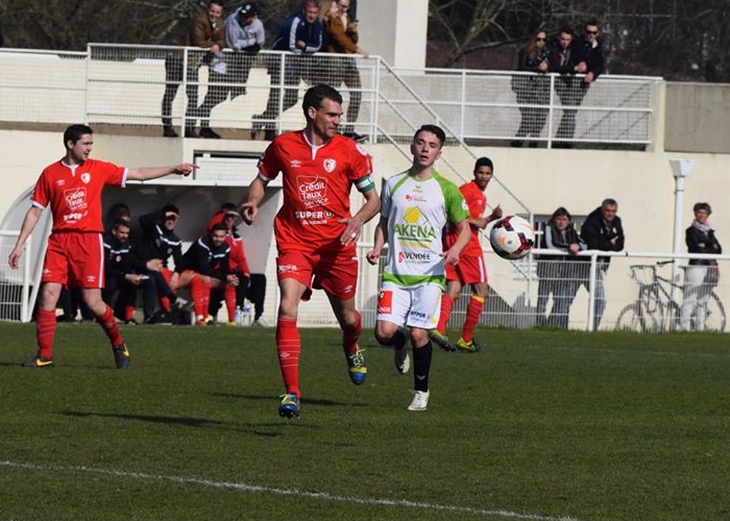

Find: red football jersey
<box><xmin>258</xmin><ymin>132</ymin><xmax>373</xmax><ymax>252</ymax></box>
<box><xmin>31</xmin><ymin>159</ymin><xmax>127</xmax><ymax>233</ymax></box>
<box><xmin>444</xmin><ymin>180</ymin><xmax>487</xmax><ymax>257</ymax></box>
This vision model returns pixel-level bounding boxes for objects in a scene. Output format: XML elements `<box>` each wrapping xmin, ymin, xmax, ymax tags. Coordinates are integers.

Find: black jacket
<box><xmin>103</xmin><ymin>232</ymin><xmax>133</xmax><ymax>279</ymax></box>
<box><xmin>580</xmin><ymin>207</ymin><xmax>625</xmax><ymax>266</ymax></box>
<box><xmin>686</xmin><ymin>224</ymin><xmax>722</xmax><ymax>265</ymax></box>
<box><xmin>572</xmin><ymin>37</ymin><xmax>605</xmax><ymax>78</ymax></box>
<box><xmin>177</xmin><ymin>235</ymin><xmax>231</xmax><ymax>281</ymax></box>
<box><xmin>132</xmin><ymin>211</ymin><xmax>183</xmax><ymax>269</ymax></box>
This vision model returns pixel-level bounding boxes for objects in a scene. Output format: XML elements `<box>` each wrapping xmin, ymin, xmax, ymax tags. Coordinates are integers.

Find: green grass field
<box><xmin>1</xmin><ymin>322</ymin><xmax>728</xmax><ymax>521</ymax></box>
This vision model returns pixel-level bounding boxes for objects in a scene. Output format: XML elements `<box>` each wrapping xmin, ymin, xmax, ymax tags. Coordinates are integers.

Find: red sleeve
<box><xmin>236</xmin><ymin>240</ymin><xmax>251</xmax><ymax>274</ymax></box>
<box><xmin>258</xmin><ymin>140</ymin><xmax>284</xmax><ymax>182</ymax></box>
<box><xmin>348</xmin><ymin>142</ymin><xmax>373</xmax><ymax>184</ymax></box>
<box><xmin>30</xmin><ymin>169</ymin><xmax>50</xmax><ymax>208</ymax></box>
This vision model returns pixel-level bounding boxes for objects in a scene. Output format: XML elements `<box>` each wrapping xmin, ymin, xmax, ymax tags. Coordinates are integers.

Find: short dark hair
<box><xmin>302</xmin><ymin>84</ymin><xmax>342</xmax><ymax>117</ymax></box>
<box><xmin>162</xmin><ymin>204</ymin><xmax>180</xmax><ymax>215</ymax></box>
<box><xmin>585</xmin><ymin>18</ymin><xmax>600</xmax><ymax>28</ymax></box>
<box><xmin>601</xmin><ymin>198</ymin><xmax>618</xmax><ymax>208</ymax></box>
<box><xmin>693</xmin><ymin>202</ymin><xmax>712</xmax><ymax>215</ymax></box>
<box><xmin>111</xmin><ymin>219</ymin><xmax>131</xmax><ymax>231</ymax></box>
<box><xmin>211</xmin><ymin>222</ymin><xmax>228</xmax><ymax>233</ymax></box>
<box><xmin>559</xmin><ymin>26</ymin><xmax>574</xmax><ymax>36</ymax></box>
<box><xmin>220</xmin><ymin>202</ymin><xmax>237</xmax><ymax>213</ymax></box>
<box><xmin>413</xmin><ymin>124</ymin><xmax>446</xmax><ymax>147</ymax></box>
<box><xmin>551</xmin><ymin>206</ymin><xmax>572</xmax><ymax>221</ymax></box>
<box><xmin>63</xmin><ymin>124</ymin><xmax>93</xmax><ymax>147</ymax></box>
<box><xmin>474</xmin><ymin>157</ymin><xmax>493</xmax><ymax>172</ymax></box>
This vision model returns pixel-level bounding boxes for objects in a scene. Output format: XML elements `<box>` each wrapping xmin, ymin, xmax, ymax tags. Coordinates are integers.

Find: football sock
<box><xmin>36</xmin><ymin>309</ymin><xmax>57</xmax><ymax>359</ymax></box>
<box><xmin>412</xmin><ymin>339</ymin><xmax>433</xmax><ymax>392</ymax></box>
<box><xmin>341</xmin><ymin>310</ymin><xmax>362</xmax><ymax>355</ymax></box>
<box><xmin>276</xmin><ymin>317</ymin><xmax>301</xmax><ymax>398</ymax></box>
<box><xmin>436</xmin><ymin>294</ymin><xmax>454</xmax><ymax>333</ymax></box>
<box><xmin>124</xmin><ymin>305</ymin><xmax>135</xmax><ymax>322</ymax></box>
<box><xmin>379</xmin><ymin>327</ymin><xmax>407</xmax><ymax>350</ymax></box>
<box><xmin>462</xmin><ymin>295</ymin><xmax>485</xmax><ymax>343</ymax></box>
<box><xmin>224</xmin><ymin>285</ymin><xmax>236</xmax><ymax>322</ymax></box>
<box><xmin>189</xmin><ymin>275</ymin><xmax>210</xmax><ymax>319</ymax></box>
<box><xmin>96</xmin><ymin>305</ymin><xmax>123</xmax><ymax>347</ymax></box>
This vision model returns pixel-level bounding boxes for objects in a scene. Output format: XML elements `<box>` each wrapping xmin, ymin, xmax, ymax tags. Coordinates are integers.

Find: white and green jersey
<box><xmin>381</xmin><ymin>169</ymin><xmax>469</xmax><ymax>287</ymax></box>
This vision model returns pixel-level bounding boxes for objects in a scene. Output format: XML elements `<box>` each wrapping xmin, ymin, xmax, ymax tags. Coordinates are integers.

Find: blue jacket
<box><xmin>272</xmin><ymin>12</ymin><xmax>322</xmax><ymax>54</ymax></box>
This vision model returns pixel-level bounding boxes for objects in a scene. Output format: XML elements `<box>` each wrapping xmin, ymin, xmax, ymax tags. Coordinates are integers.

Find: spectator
<box><xmin>132</xmin><ymin>205</ymin><xmax>190</xmax><ymax>320</ymax></box>
<box><xmin>7</xmin><ymin>124</ymin><xmax>195</xmax><ymax>369</ymax></box>
<box><xmin>327</xmin><ymin>0</ymin><xmax>369</xmax><ymax>142</ymax></box>
<box><xmin>206</xmin><ymin>203</ymin><xmax>252</xmax><ymax>325</ymax></box>
<box><xmin>549</xmin><ymin>21</ymin><xmax>605</xmax><ymax>148</ymax></box>
<box><xmin>224</xmin><ymin>2</ymin><xmax>265</xmax><ymax>99</ymax></box>
<box><xmin>176</xmin><ymin>222</ymin><xmax>239</xmax><ymax>326</ymax></box>
<box><xmin>366</xmin><ymin>124</ymin><xmax>470</xmax><ymax>412</ymax></box>
<box><xmin>511</xmin><ymin>29</ymin><xmax>550</xmax><ymax>148</ymax></box>
<box><xmin>535</xmin><ymin>207</ymin><xmax>585</xmax><ymax>329</ymax></box>
<box><xmin>241</xmin><ymin>84</ymin><xmax>380</xmax><ymax>419</ymax></box>
<box><xmin>680</xmin><ymin>202</ymin><xmax>722</xmax><ymax>331</ymax></box>
<box><xmin>430</xmin><ymin>157</ymin><xmax>502</xmax><ymax>352</ymax></box>
<box><xmin>580</xmin><ymin>198</ymin><xmax>625</xmax><ymax>330</ymax></box>
<box><xmin>102</xmin><ymin>219</ymin><xmax>156</xmax><ymax>325</ymax></box>
<box><xmin>161</xmin><ymin>1</ymin><xmax>225</xmax><ymax>139</ymax></box>
<box><xmin>252</xmin><ymin>0</ymin><xmax>323</xmax><ymax>142</ymax></box>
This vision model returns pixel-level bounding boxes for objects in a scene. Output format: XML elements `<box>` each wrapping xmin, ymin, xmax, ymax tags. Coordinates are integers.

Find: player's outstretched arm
<box><xmin>240</xmin><ymin>176</ymin><xmax>266</xmax><ymax>225</ymax></box>
<box><xmin>443</xmin><ymin>219</ymin><xmax>471</xmax><ymax>265</ymax></box>
<box><xmin>127</xmin><ymin>163</ymin><xmax>197</xmax><ymax>181</ymax></box>
<box><xmin>8</xmin><ymin>206</ymin><xmax>43</xmax><ymax>269</ymax></box>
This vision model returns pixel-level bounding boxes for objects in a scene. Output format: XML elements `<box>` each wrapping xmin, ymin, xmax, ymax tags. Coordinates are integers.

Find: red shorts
<box><xmin>445</xmin><ymin>254</ymin><xmax>488</xmax><ymax>285</ymax></box>
<box><xmin>42</xmin><ymin>232</ymin><xmax>105</xmax><ymax>288</ymax></box>
<box><xmin>277</xmin><ymin>248</ymin><xmax>358</xmax><ymax>301</ymax></box>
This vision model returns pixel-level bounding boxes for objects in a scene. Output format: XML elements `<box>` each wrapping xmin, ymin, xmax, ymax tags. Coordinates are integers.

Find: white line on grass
<box><xmin>1</xmin><ymin>460</ymin><xmax>591</xmax><ymax>521</ymax></box>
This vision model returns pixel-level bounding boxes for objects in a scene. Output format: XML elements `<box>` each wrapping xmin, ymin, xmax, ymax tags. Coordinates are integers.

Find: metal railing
<box><xmin>0</xmin><ymin>231</ymin><xmax>32</xmax><ymax>323</ymax></box>
<box><xmin>0</xmin><ymin>45</ymin><xmax>661</xmax><ymax>150</ymax></box>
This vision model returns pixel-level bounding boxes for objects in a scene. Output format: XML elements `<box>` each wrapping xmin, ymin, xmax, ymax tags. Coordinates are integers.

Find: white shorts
<box><xmin>376</xmin><ymin>281</ymin><xmax>442</xmax><ymax>330</ymax></box>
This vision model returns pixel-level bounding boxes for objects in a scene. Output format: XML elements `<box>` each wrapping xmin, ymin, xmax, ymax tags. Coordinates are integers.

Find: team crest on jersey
<box><xmin>323</xmin><ymin>158</ymin><xmax>336</xmax><ymax>173</ymax></box>
<box><xmin>81</xmin><ymin>173</ymin><xmax>91</xmax><ymax>184</ymax></box>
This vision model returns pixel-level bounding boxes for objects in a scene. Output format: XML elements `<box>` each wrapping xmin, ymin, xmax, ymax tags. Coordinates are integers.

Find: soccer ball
<box><xmin>489</xmin><ymin>215</ymin><xmax>535</xmax><ymax>260</ymax></box>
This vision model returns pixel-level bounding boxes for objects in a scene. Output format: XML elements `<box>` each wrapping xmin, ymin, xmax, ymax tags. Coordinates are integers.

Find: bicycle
<box><xmin>615</xmin><ymin>260</ymin><xmax>726</xmax><ymax>333</ymax></box>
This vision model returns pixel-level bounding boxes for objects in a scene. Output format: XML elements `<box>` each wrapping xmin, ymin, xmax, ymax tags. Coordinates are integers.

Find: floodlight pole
<box><xmin>669</xmin><ymin>159</ymin><xmax>695</xmax><ymax>307</ymax></box>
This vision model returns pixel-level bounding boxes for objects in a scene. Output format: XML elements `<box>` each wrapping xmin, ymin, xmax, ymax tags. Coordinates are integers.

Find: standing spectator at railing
<box><xmin>430</xmin><ymin>157</ymin><xmax>502</xmax><ymax>353</ymax></box>
<box><xmin>549</xmin><ymin>21</ymin><xmax>605</xmax><ymax>148</ymax></box>
<box><xmin>511</xmin><ymin>29</ymin><xmax>550</xmax><ymax>148</ymax></box>
<box><xmin>161</xmin><ymin>1</ymin><xmax>225</xmax><ymax>139</ymax></box>
<box><xmin>535</xmin><ymin>207</ymin><xmax>586</xmax><ymax>329</ymax></box>
<box><xmin>224</xmin><ymin>3</ymin><xmax>265</xmax><ymax>100</ymax></box>
<box><xmin>7</xmin><ymin>124</ymin><xmax>195</xmax><ymax>369</ymax></box>
<box><xmin>680</xmin><ymin>202</ymin><xmax>722</xmax><ymax>331</ymax></box>
<box><xmin>326</xmin><ymin>0</ymin><xmax>369</xmax><ymax>142</ymax></box>
<box><xmin>252</xmin><ymin>0</ymin><xmax>323</xmax><ymax>142</ymax></box>
<box><xmin>579</xmin><ymin>198</ymin><xmax>625</xmax><ymax>330</ymax></box>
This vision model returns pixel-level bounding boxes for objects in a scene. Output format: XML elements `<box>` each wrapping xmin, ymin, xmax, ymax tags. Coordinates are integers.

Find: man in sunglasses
<box><xmin>549</xmin><ymin>20</ymin><xmax>605</xmax><ymax>148</ymax></box>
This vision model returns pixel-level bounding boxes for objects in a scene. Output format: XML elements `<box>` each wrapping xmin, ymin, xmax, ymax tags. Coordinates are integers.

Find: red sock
<box><xmin>189</xmin><ymin>275</ymin><xmax>211</xmax><ymax>319</ymax></box>
<box><xmin>124</xmin><ymin>305</ymin><xmax>135</xmax><ymax>322</ymax></box>
<box><xmin>341</xmin><ymin>311</ymin><xmax>362</xmax><ymax>355</ymax></box>
<box><xmin>160</xmin><ymin>268</ymin><xmax>173</xmax><ymax>312</ymax></box>
<box><xmin>437</xmin><ymin>294</ymin><xmax>454</xmax><ymax>333</ymax></box>
<box><xmin>461</xmin><ymin>296</ymin><xmax>485</xmax><ymax>343</ymax></box>
<box><xmin>224</xmin><ymin>285</ymin><xmax>236</xmax><ymax>322</ymax></box>
<box><xmin>276</xmin><ymin>317</ymin><xmax>301</xmax><ymax>398</ymax></box>
<box><xmin>36</xmin><ymin>309</ymin><xmax>57</xmax><ymax>359</ymax></box>
<box><xmin>96</xmin><ymin>305</ymin><xmax>124</xmax><ymax>347</ymax></box>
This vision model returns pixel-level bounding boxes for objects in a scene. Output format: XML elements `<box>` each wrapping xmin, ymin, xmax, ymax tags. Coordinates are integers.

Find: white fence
<box><xmin>0</xmin><ymin>231</ymin><xmax>32</xmax><ymax>323</ymax></box>
<box><xmin>2</xmin><ymin>235</ymin><xmax>726</xmax><ymax>334</ymax></box>
<box><xmin>0</xmin><ymin>45</ymin><xmax>661</xmax><ymax>149</ymax></box>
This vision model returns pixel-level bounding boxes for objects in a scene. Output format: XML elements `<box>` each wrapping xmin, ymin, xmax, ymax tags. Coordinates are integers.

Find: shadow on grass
<box><xmin>212</xmin><ymin>393</ymin><xmax>367</xmax><ymax>408</ymax></box>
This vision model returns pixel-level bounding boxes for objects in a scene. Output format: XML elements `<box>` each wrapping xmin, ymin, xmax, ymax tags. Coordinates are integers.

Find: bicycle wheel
<box><xmin>699</xmin><ymin>293</ymin><xmax>727</xmax><ymax>332</ymax></box>
<box><xmin>615</xmin><ymin>302</ymin><xmax>660</xmax><ymax>333</ymax></box>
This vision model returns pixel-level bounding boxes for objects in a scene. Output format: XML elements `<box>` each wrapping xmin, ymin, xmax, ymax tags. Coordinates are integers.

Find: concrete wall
<box><xmin>665</xmin><ymin>82</ymin><xmax>730</xmax><ymax>153</ymax></box>
<box><xmin>359</xmin><ymin>0</ymin><xmax>428</xmax><ymax>69</ymax></box>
